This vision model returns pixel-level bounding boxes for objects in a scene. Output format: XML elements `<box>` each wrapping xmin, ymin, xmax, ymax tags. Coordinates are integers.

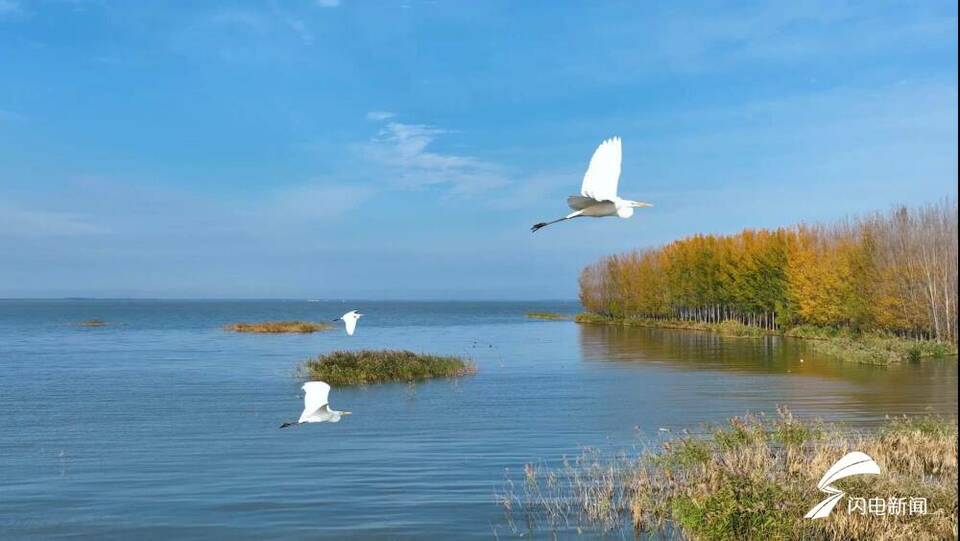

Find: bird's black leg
<box><xmin>531</xmin><ymin>217</ymin><xmax>568</xmax><ymax>232</ymax></box>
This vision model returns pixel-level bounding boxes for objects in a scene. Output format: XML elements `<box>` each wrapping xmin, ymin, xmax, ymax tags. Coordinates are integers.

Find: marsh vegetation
<box><xmin>526</xmin><ymin>312</ymin><xmax>570</xmax><ymax>320</ymax></box>
<box><xmin>500</xmin><ymin>409</ymin><xmax>958</xmax><ymax>540</ymax></box>
<box><xmin>301</xmin><ymin>349</ymin><xmax>476</xmax><ymax>386</ymax></box>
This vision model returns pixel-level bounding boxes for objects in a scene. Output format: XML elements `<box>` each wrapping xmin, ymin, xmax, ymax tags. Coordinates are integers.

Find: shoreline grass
<box><xmin>300</xmin><ymin>349</ymin><xmax>476</xmax><ymax>386</ymax></box>
<box><xmin>525</xmin><ymin>312</ymin><xmax>571</xmax><ymax>321</ymax></box>
<box><xmin>575</xmin><ymin>312</ymin><xmax>957</xmax><ymax>364</ymax></box>
<box><xmin>500</xmin><ymin>409</ymin><xmax>958</xmax><ymax>540</ymax></box>
<box><xmin>77</xmin><ymin>319</ymin><xmax>108</xmax><ymax>328</ymax></box>
<box><xmin>224</xmin><ymin>320</ymin><xmax>333</xmax><ymax>334</ymax></box>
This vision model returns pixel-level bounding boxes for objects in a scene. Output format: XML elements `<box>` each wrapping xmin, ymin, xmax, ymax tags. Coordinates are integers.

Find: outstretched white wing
<box><xmin>299</xmin><ymin>381</ymin><xmax>331</xmax><ymax>422</ymax></box>
<box><xmin>344</xmin><ymin>316</ymin><xmax>357</xmax><ymax>336</ymax></box>
<box><xmin>339</xmin><ymin>310</ymin><xmax>360</xmax><ymax>336</ymax></box>
<box><xmin>580</xmin><ymin>137</ymin><xmax>622</xmax><ymax>202</ymax></box>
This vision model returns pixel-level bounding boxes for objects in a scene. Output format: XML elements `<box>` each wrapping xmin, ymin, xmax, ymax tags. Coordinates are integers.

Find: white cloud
<box><xmin>365</xmin><ymin>111</ymin><xmax>395</xmax><ymax>121</ymax></box>
<box><xmin>362</xmin><ymin>119</ymin><xmax>510</xmax><ymax>195</ymax></box>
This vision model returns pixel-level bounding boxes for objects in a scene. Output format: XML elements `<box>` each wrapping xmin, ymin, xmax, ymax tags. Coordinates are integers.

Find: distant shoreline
<box><xmin>575</xmin><ymin>312</ymin><xmax>958</xmax><ymax>365</ymax></box>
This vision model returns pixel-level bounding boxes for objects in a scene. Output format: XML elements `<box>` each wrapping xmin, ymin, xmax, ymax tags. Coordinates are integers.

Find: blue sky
<box><xmin>1</xmin><ymin>1</ymin><xmax>957</xmax><ymax>299</ymax></box>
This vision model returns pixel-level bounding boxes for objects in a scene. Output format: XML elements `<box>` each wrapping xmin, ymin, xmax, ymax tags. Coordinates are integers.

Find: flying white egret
<box><xmin>280</xmin><ymin>381</ymin><xmax>351</xmax><ymax>428</ymax></box>
<box><xmin>333</xmin><ymin>310</ymin><xmax>363</xmax><ymax>336</ymax></box>
<box><xmin>531</xmin><ymin>136</ymin><xmax>652</xmax><ymax>232</ymax></box>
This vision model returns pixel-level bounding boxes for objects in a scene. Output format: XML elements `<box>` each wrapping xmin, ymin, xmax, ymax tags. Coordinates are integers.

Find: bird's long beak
<box><xmin>332</xmin><ymin>317</ymin><xmax>341</xmax><ymax>321</ymax></box>
<box><xmin>342</xmin><ymin>411</ymin><xmax>353</xmax><ymax>415</ymax></box>
<box><xmin>635</xmin><ymin>201</ymin><xmax>653</xmax><ymax>208</ymax></box>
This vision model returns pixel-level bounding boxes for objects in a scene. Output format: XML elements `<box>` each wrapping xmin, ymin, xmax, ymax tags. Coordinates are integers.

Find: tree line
<box><xmin>579</xmin><ymin>199</ymin><xmax>958</xmax><ymax>343</ymax></box>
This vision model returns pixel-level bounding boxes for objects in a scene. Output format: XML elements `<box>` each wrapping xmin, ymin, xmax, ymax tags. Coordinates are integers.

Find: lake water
<box><xmin>1</xmin><ymin>300</ymin><xmax>956</xmax><ymax>539</ymax></box>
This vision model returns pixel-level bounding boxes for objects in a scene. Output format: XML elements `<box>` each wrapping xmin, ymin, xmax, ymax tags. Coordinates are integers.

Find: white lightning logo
<box><xmin>805</xmin><ymin>451</ymin><xmax>881</xmax><ymax>519</ymax></box>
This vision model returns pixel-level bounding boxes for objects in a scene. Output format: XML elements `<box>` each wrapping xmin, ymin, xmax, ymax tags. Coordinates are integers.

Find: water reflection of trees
<box><xmin>576</xmin><ymin>324</ymin><xmax>960</xmax><ymax>409</ymax></box>
<box><xmin>578</xmin><ymin>324</ymin><xmax>797</xmax><ymax>371</ymax></box>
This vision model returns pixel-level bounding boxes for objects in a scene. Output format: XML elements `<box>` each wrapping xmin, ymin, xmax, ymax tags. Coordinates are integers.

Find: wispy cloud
<box><xmin>366</xmin><ymin>111</ymin><xmax>395</xmax><ymax>121</ymax></box>
<box><xmin>0</xmin><ymin>0</ymin><xmax>21</xmax><ymax>18</ymax></box>
<box><xmin>0</xmin><ymin>109</ymin><xmax>25</xmax><ymax>123</ymax></box>
<box><xmin>0</xmin><ymin>203</ymin><xmax>107</xmax><ymax>237</ymax></box>
<box><xmin>269</xmin><ymin>181</ymin><xmax>373</xmax><ymax>222</ymax></box>
<box><xmin>170</xmin><ymin>6</ymin><xmax>315</xmax><ymax>62</ymax></box>
<box><xmin>361</xmin><ymin>117</ymin><xmax>510</xmax><ymax>195</ymax></box>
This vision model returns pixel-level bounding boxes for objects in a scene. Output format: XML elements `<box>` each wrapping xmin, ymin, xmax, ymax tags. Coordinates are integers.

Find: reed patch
<box><xmin>499</xmin><ymin>409</ymin><xmax>958</xmax><ymax>540</ymax></box>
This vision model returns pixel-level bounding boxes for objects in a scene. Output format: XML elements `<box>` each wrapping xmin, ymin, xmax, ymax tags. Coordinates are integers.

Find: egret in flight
<box><xmin>334</xmin><ymin>310</ymin><xmax>363</xmax><ymax>336</ymax></box>
<box><xmin>531</xmin><ymin>136</ymin><xmax>652</xmax><ymax>232</ymax></box>
<box><xmin>281</xmin><ymin>381</ymin><xmax>351</xmax><ymax>428</ymax></box>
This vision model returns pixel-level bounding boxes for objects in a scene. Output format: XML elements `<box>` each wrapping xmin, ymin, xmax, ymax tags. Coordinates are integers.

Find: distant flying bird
<box><xmin>531</xmin><ymin>136</ymin><xmax>652</xmax><ymax>232</ymax></box>
<box><xmin>281</xmin><ymin>381</ymin><xmax>351</xmax><ymax>428</ymax></box>
<box><xmin>334</xmin><ymin>310</ymin><xmax>363</xmax><ymax>336</ymax></box>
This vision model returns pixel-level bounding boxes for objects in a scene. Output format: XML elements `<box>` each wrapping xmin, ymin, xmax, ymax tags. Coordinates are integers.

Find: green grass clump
<box><xmin>501</xmin><ymin>409</ymin><xmax>958</xmax><ymax>540</ymax></box>
<box><xmin>225</xmin><ymin>321</ymin><xmax>333</xmax><ymax>333</ymax></box>
<box><xmin>301</xmin><ymin>349</ymin><xmax>476</xmax><ymax>386</ymax></box>
<box><xmin>77</xmin><ymin>319</ymin><xmax>108</xmax><ymax>327</ymax></box>
<box><xmin>655</xmin><ymin>438</ymin><xmax>712</xmax><ymax>469</ymax></box>
<box><xmin>525</xmin><ymin>312</ymin><xmax>570</xmax><ymax>320</ymax></box>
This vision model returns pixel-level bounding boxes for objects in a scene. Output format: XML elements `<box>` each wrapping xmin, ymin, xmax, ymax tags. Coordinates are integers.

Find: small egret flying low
<box><xmin>531</xmin><ymin>136</ymin><xmax>652</xmax><ymax>232</ymax></box>
<box><xmin>280</xmin><ymin>381</ymin><xmax>351</xmax><ymax>428</ymax></box>
<box><xmin>334</xmin><ymin>310</ymin><xmax>363</xmax><ymax>336</ymax></box>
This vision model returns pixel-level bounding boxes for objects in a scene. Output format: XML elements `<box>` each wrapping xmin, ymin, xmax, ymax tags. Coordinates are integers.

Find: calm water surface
<box><xmin>1</xmin><ymin>300</ymin><xmax>956</xmax><ymax>539</ymax></box>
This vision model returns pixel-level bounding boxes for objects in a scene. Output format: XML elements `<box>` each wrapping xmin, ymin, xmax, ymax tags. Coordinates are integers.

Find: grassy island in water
<box><xmin>225</xmin><ymin>321</ymin><xmax>333</xmax><ymax>333</ymax></box>
<box><xmin>301</xmin><ymin>349</ymin><xmax>476</xmax><ymax>386</ymax></box>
